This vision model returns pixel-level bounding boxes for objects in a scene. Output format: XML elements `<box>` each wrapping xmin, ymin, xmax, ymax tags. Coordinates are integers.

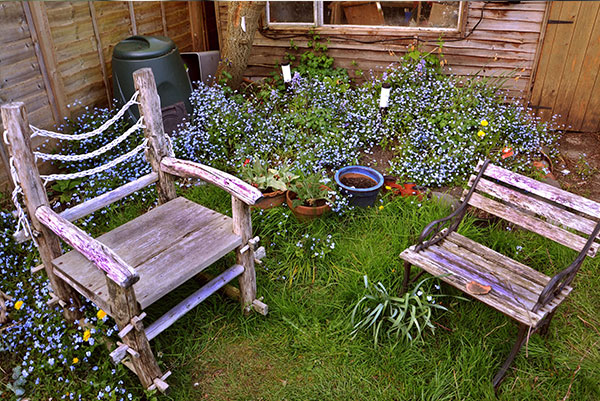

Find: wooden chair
<box><xmin>400</xmin><ymin>159</ymin><xmax>600</xmax><ymax>390</ymax></box>
<box><xmin>1</xmin><ymin>68</ymin><xmax>267</xmax><ymax>392</ymax></box>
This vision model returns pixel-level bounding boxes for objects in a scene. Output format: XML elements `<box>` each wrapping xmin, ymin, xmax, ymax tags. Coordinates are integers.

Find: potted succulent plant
<box><xmin>286</xmin><ymin>173</ymin><xmax>334</xmax><ymax>222</ymax></box>
<box><xmin>334</xmin><ymin>166</ymin><xmax>384</xmax><ymax>207</ymax></box>
<box><xmin>240</xmin><ymin>158</ymin><xmax>299</xmax><ymax>209</ymax></box>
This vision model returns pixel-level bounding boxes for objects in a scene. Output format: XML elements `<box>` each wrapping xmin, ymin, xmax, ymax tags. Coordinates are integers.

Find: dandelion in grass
<box><xmin>14</xmin><ymin>300</ymin><xmax>24</xmax><ymax>310</ymax></box>
<box><xmin>480</xmin><ymin>119</ymin><xmax>488</xmax><ymax>127</ymax></box>
<box><xmin>477</xmin><ymin>130</ymin><xmax>486</xmax><ymax>138</ymax></box>
<box><xmin>96</xmin><ymin>309</ymin><xmax>107</xmax><ymax>320</ymax></box>
<box><xmin>83</xmin><ymin>329</ymin><xmax>91</xmax><ymax>342</ymax></box>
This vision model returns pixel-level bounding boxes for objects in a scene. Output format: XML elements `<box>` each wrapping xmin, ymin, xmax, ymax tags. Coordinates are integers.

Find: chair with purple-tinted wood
<box><xmin>1</xmin><ymin>68</ymin><xmax>267</xmax><ymax>393</ymax></box>
<box><xmin>400</xmin><ymin>159</ymin><xmax>600</xmax><ymax>390</ymax></box>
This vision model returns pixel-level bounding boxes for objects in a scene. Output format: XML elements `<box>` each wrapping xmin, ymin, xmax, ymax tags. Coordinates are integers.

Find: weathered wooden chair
<box><xmin>400</xmin><ymin>159</ymin><xmax>600</xmax><ymax>390</ymax></box>
<box><xmin>1</xmin><ymin>68</ymin><xmax>267</xmax><ymax>392</ymax></box>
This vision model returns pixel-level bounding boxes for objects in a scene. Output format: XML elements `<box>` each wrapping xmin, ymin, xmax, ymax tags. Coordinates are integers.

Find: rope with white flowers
<box><xmin>33</xmin><ymin>117</ymin><xmax>144</xmax><ymax>162</ymax></box>
<box><xmin>30</xmin><ymin>91</ymin><xmax>140</xmax><ymax>141</ymax></box>
<box><xmin>39</xmin><ymin>138</ymin><xmax>148</xmax><ymax>183</ymax></box>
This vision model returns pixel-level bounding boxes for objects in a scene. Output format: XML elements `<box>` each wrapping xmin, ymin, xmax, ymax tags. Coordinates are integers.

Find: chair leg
<box><xmin>232</xmin><ymin>197</ymin><xmax>257</xmax><ymax>313</ymax></box>
<box><xmin>537</xmin><ymin>310</ymin><xmax>556</xmax><ymax>337</ymax></box>
<box><xmin>107</xmin><ymin>279</ymin><xmax>163</xmax><ymax>390</ymax></box>
<box><xmin>402</xmin><ymin>260</ymin><xmax>412</xmax><ymax>293</ymax></box>
<box><xmin>493</xmin><ymin>323</ymin><xmax>529</xmax><ymax>390</ymax></box>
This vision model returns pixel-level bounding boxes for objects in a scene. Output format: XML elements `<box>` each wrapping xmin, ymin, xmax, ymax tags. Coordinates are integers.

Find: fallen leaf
<box><xmin>466</xmin><ymin>281</ymin><xmax>491</xmax><ymax>295</ymax></box>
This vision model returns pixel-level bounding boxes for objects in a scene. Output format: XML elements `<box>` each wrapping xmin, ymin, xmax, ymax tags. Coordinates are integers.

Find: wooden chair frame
<box><xmin>401</xmin><ymin>159</ymin><xmax>600</xmax><ymax>390</ymax></box>
<box><xmin>1</xmin><ymin>68</ymin><xmax>266</xmax><ymax>392</ymax></box>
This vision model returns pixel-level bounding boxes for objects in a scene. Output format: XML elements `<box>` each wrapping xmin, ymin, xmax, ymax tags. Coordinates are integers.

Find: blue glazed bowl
<box><xmin>335</xmin><ymin>166</ymin><xmax>384</xmax><ymax>207</ymax></box>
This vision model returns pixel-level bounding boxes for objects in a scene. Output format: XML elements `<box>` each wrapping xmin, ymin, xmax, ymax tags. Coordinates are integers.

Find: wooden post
<box><xmin>24</xmin><ymin>2</ymin><xmax>69</xmax><ymax>120</ymax></box>
<box><xmin>88</xmin><ymin>1</ymin><xmax>112</xmax><ymax>109</ymax></box>
<box><xmin>132</xmin><ymin>68</ymin><xmax>177</xmax><ymax>204</ymax></box>
<box><xmin>106</xmin><ymin>278</ymin><xmax>163</xmax><ymax>390</ymax></box>
<box><xmin>159</xmin><ymin>2</ymin><xmax>168</xmax><ymax>37</ymax></box>
<box><xmin>1</xmin><ymin>103</ymin><xmax>81</xmax><ymax>322</ymax></box>
<box><xmin>232</xmin><ymin>197</ymin><xmax>256</xmax><ymax>313</ymax></box>
<box><xmin>189</xmin><ymin>1</ymin><xmax>209</xmax><ymax>52</ymax></box>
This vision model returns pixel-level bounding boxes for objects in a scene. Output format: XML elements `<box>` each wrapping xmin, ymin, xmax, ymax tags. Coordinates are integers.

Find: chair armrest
<box><xmin>414</xmin><ymin>159</ymin><xmax>490</xmax><ymax>252</ymax></box>
<box><xmin>160</xmin><ymin>157</ymin><xmax>263</xmax><ymax>205</ymax></box>
<box><xmin>533</xmin><ymin>220</ymin><xmax>600</xmax><ymax>312</ymax></box>
<box><xmin>35</xmin><ymin>205</ymin><xmax>139</xmax><ymax>288</ymax></box>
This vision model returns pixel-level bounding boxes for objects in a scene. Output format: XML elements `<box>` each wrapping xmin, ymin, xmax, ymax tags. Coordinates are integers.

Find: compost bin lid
<box><xmin>113</xmin><ymin>36</ymin><xmax>176</xmax><ymax>60</ymax></box>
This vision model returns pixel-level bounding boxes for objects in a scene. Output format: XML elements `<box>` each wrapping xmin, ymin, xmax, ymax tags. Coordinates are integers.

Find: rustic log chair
<box><xmin>1</xmin><ymin>68</ymin><xmax>267</xmax><ymax>392</ymax></box>
<box><xmin>400</xmin><ymin>159</ymin><xmax>600</xmax><ymax>390</ymax></box>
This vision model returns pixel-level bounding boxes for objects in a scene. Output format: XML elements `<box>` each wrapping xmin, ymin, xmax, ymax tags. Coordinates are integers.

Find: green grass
<box><xmin>2</xmin><ymin>185</ymin><xmax>599</xmax><ymax>400</ymax></box>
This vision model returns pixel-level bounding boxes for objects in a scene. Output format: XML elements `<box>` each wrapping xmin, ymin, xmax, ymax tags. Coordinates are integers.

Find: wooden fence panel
<box><xmin>530</xmin><ymin>2</ymin><xmax>600</xmax><ymax>131</ymax></box>
<box><xmin>164</xmin><ymin>2</ymin><xmax>193</xmax><ymax>53</ymax></box>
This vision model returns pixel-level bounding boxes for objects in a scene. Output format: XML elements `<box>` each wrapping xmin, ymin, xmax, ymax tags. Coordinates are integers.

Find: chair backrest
<box><xmin>2</xmin><ymin>68</ymin><xmax>176</xmax><ymax>241</ymax></box>
<box><xmin>465</xmin><ymin>162</ymin><xmax>600</xmax><ymax>257</ymax></box>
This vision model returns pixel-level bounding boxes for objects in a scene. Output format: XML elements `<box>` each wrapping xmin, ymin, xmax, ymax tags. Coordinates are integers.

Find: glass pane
<box><xmin>269</xmin><ymin>1</ymin><xmax>314</xmax><ymax>23</ymax></box>
<box><xmin>323</xmin><ymin>1</ymin><xmax>459</xmax><ymax>28</ymax></box>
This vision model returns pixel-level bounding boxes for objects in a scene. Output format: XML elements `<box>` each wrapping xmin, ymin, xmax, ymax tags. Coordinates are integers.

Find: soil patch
<box><xmin>340</xmin><ymin>173</ymin><xmax>377</xmax><ymax>189</ymax></box>
<box><xmin>554</xmin><ymin>131</ymin><xmax>600</xmax><ymax>202</ymax></box>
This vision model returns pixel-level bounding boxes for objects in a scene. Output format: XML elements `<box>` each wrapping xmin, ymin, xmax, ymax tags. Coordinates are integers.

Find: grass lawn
<box><xmin>3</xmin><ymin>182</ymin><xmax>597</xmax><ymax>400</ymax></box>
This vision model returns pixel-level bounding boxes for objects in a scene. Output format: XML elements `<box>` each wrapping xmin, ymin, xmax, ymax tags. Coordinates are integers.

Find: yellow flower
<box><xmin>96</xmin><ymin>309</ymin><xmax>107</xmax><ymax>320</ymax></box>
<box><xmin>477</xmin><ymin>130</ymin><xmax>486</xmax><ymax>138</ymax></box>
<box><xmin>83</xmin><ymin>329</ymin><xmax>91</xmax><ymax>342</ymax></box>
<box><xmin>14</xmin><ymin>300</ymin><xmax>23</xmax><ymax>310</ymax></box>
<box><xmin>379</xmin><ymin>205</ymin><xmax>384</xmax><ymax>210</ymax></box>
<box><xmin>72</xmin><ymin>357</ymin><xmax>79</xmax><ymax>364</ymax></box>
<box><xmin>480</xmin><ymin>119</ymin><xmax>488</xmax><ymax>127</ymax></box>
<box><xmin>385</xmin><ymin>186</ymin><xmax>391</xmax><ymax>190</ymax></box>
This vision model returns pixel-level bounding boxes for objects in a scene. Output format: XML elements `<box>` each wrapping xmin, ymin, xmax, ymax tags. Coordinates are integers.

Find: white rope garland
<box><xmin>6</xmin><ymin>153</ymin><xmax>39</xmax><ymax>247</ymax></box>
<box><xmin>30</xmin><ymin>91</ymin><xmax>140</xmax><ymax>141</ymax></box>
<box><xmin>40</xmin><ymin>139</ymin><xmax>148</xmax><ymax>183</ymax></box>
<box><xmin>33</xmin><ymin>117</ymin><xmax>144</xmax><ymax>162</ymax></box>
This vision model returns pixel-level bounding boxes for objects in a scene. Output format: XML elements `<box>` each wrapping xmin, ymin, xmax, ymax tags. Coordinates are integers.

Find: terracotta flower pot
<box><xmin>253</xmin><ymin>190</ymin><xmax>286</xmax><ymax>210</ymax></box>
<box><xmin>286</xmin><ymin>190</ymin><xmax>331</xmax><ymax>222</ymax></box>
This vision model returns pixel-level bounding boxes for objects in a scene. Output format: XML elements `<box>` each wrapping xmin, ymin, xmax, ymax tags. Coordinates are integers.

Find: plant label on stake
<box><xmin>281</xmin><ymin>61</ymin><xmax>292</xmax><ymax>89</ymax></box>
<box><xmin>379</xmin><ymin>83</ymin><xmax>391</xmax><ymax>115</ymax></box>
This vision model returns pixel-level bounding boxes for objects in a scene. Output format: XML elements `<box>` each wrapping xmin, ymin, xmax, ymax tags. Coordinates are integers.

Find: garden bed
<box><xmin>3</xmin><ymin>50</ymin><xmax>597</xmax><ymax>400</ymax></box>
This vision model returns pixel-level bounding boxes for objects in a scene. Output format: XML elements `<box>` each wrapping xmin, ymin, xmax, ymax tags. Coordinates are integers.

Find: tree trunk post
<box><xmin>232</xmin><ymin>196</ymin><xmax>256</xmax><ymax>313</ymax></box>
<box><xmin>133</xmin><ymin>68</ymin><xmax>177</xmax><ymax>204</ymax></box>
<box><xmin>106</xmin><ymin>277</ymin><xmax>163</xmax><ymax>390</ymax></box>
<box><xmin>1</xmin><ymin>102</ymin><xmax>82</xmax><ymax>322</ymax></box>
<box><xmin>215</xmin><ymin>2</ymin><xmax>265</xmax><ymax>88</ymax></box>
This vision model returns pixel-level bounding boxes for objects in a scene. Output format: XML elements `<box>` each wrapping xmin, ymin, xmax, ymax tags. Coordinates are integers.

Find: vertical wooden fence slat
<box><xmin>569</xmin><ymin>8</ymin><xmax>600</xmax><ymax>131</ymax></box>
<box><xmin>554</xmin><ymin>2</ymin><xmax>600</xmax><ymax>128</ymax></box>
<box><xmin>21</xmin><ymin>1</ymin><xmax>61</xmax><ymax>124</ymax></box>
<box><xmin>160</xmin><ymin>2</ymin><xmax>168</xmax><ymax>36</ymax></box>
<box><xmin>88</xmin><ymin>1</ymin><xmax>112</xmax><ymax>109</ymax></box>
<box><xmin>25</xmin><ymin>2</ymin><xmax>69</xmax><ymax>120</ymax></box>
<box><xmin>189</xmin><ymin>1</ymin><xmax>208</xmax><ymax>51</ymax></box>
<box><xmin>128</xmin><ymin>1</ymin><xmax>138</xmax><ymax>35</ymax></box>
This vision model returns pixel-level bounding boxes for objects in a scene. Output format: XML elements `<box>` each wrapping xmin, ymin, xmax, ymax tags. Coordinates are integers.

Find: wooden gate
<box><xmin>530</xmin><ymin>2</ymin><xmax>600</xmax><ymax>132</ymax></box>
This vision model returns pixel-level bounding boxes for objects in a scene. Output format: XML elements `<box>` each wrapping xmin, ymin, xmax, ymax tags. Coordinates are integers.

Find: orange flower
<box><xmin>14</xmin><ymin>300</ymin><xmax>23</xmax><ymax>310</ymax></box>
<box><xmin>97</xmin><ymin>309</ymin><xmax>107</xmax><ymax>320</ymax></box>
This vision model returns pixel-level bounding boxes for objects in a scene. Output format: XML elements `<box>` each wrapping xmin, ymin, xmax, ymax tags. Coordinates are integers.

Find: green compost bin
<box><xmin>112</xmin><ymin>35</ymin><xmax>192</xmax><ymax>124</ymax></box>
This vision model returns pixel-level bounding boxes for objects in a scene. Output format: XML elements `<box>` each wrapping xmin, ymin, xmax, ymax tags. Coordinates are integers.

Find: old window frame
<box><xmin>265</xmin><ymin>1</ymin><xmax>468</xmax><ymax>37</ymax></box>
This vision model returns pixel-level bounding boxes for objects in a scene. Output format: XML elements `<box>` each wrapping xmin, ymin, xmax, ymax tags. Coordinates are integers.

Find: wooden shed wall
<box><xmin>217</xmin><ymin>1</ymin><xmax>547</xmax><ymax>100</ymax></box>
<box><xmin>0</xmin><ymin>1</ymin><xmax>193</xmax><ymax>190</ymax></box>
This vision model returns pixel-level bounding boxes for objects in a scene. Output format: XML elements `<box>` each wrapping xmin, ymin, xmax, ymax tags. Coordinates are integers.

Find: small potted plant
<box><xmin>286</xmin><ymin>173</ymin><xmax>334</xmax><ymax>222</ymax></box>
<box><xmin>240</xmin><ymin>158</ymin><xmax>299</xmax><ymax>209</ymax></box>
<box><xmin>334</xmin><ymin>166</ymin><xmax>384</xmax><ymax>207</ymax></box>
